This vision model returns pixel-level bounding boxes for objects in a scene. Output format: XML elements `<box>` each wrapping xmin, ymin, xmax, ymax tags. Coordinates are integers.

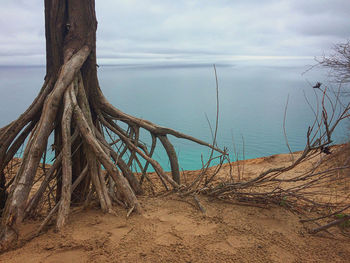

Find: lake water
<box><xmin>0</xmin><ymin>61</ymin><xmax>348</xmax><ymax>171</ymax></box>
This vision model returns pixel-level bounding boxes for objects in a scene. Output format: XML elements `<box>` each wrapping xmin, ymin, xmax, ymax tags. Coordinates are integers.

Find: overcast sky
<box><xmin>0</xmin><ymin>0</ymin><xmax>349</xmax><ymax>66</ymax></box>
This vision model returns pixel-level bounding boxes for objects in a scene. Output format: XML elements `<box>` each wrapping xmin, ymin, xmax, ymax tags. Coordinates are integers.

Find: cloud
<box><xmin>0</xmin><ymin>0</ymin><xmax>45</xmax><ymax>65</ymax></box>
<box><xmin>0</xmin><ymin>0</ymin><xmax>349</xmax><ymax>65</ymax></box>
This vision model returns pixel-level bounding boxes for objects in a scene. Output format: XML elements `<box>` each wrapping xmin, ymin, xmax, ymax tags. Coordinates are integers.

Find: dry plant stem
<box><xmin>193</xmin><ymin>87</ymin><xmax>350</xmax><ymax>218</ymax></box>
<box><xmin>190</xmin><ymin>64</ymin><xmax>222</xmax><ymax>189</ymax></box>
<box><xmin>301</xmin><ymin>205</ymin><xmax>350</xmax><ymax>223</ymax></box>
<box><xmin>208</xmin><ymin>156</ymin><xmax>226</xmax><ymax>181</ymax></box>
<box><xmin>231</xmin><ymin>135</ymin><xmax>243</xmax><ymax>181</ymax></box>
<box><xmin>283</xmin><ymin>95</ymin><xmax>294</xmax><ymax>162</ymax></box>
<box><xmin>317</xmin><ymin>40</ymin><xmax>350</xmax><ymax>83</ymax></box>
<box><xmin>183</xmin><ymin>65</ymin><xmax>223</xmax><ymax>193</ymax></box>
<box><xmin>310</xmin><ymin>215</ymin><xmax>350</xmax><ymax>234</ymax></box>
<box><xmin>203</xmin><ymin>64</ymin><xmax>220</xmax><ymax>183</ymax></box>
<box><xmin>193</xmin><ymin>195</ymin><xmax>206</xmax><ymax>213</ymax></box>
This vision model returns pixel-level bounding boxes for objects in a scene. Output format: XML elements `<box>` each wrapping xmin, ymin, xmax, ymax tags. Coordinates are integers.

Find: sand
<box><xmin>0</xmin><ymin>148</ymin><xmax>349</xmax><ymax>262</ymax></box>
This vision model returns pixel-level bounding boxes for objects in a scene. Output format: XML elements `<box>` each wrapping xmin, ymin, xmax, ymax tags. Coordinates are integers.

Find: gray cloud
<box><xmin>0</xmin><ymin>0</ymin><xmax>349</xmax><ymax>65</ymax></box>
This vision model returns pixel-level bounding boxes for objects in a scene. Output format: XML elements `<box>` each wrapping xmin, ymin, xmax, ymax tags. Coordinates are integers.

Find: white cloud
<box><xmin>0</xmin><ymin>0</ymin><xmax>349</xmax><ymax>65</ymax></box>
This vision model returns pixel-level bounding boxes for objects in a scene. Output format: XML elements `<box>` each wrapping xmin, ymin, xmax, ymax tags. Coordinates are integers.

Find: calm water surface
<box><xmin>0</xmin><ymin>62</ymin><xmax>347</xmax><ymax>170</ymax></box>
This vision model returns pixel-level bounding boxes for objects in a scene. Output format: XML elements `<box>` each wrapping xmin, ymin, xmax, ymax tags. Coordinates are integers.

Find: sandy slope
<box><xmin>1</xmin><ymin>149</ymin><xmax>349</xmax><ymax>263</ymax></box>
<box><xmin>1</xmin><ymin>196</ymin><xmax>349</xmax><ymax>263</ymax></box>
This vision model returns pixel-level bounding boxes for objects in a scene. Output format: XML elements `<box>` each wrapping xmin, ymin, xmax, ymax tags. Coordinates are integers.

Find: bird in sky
<box><xmin>313</xmin><ymin>82</ymin><xmax>322</xmax><ymax>89</ymax></box>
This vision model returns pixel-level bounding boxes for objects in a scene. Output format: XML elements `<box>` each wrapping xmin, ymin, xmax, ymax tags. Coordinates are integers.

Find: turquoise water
<box><xmin>0</xmin><ymin>62</ymin><xmax>348</xmax><ymax>171</ymax></box>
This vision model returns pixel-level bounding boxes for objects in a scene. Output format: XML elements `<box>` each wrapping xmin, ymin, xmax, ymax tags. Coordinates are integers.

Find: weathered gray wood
<box><xmin>56</xmin><ymin>84</ymin><xmax>74</xmax><ymax>230</ymax></box>
<box><xmin>0</xmin><ymin>47</ymin><xmax>91</xmax><ymax>249</ymax></box>
<box><xmin>71</xmin><ymin>90</ymin><xmax>141</xmax><ymax>213</ymax></box>
<box><xmin>158</xmin><ymin>135</ymin><xmax>180</xmax><ymax>184</ymax></box>
<box><xmin>76</xmin><ymin>76</ymin><xmax>112</xmax><ymax>212</ymax></box>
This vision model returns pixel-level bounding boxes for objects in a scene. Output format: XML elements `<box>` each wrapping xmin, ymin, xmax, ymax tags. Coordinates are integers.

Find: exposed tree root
<box><xmin>0</xmin><ymin>44</ymin><xmax>224</xmax><ymax>250</ymax></box>
<box><xmin>0</xmin><ymin>0</ymin><xmax>227</xmax><ymax>250</ymax></box>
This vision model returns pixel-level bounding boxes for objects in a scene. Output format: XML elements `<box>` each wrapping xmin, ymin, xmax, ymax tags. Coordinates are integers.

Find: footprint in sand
<box><xmin>206</xmin><ymin>235</ymin><xmax>253</xmax><ymax>254</ymax></box>
<box><xmin>155</xmin><ymin>232</ymin><xmax>181</xmax><ymax>246</ymax></box>
<box><xmin>109</xmin><ymin>225</ymin><xmax>132</xmax><ymax>244</ymax></box>
<box><xmin>44</xmin><ymin>250</ymin><xmax>88</xmax><ymax>263</ymax></box>
<box><xmin>146</xmin><ymin>209</ymin><xmax>217</xmax><ymax>237</ymax></box>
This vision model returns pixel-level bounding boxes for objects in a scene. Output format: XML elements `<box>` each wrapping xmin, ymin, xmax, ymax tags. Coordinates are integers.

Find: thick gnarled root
<box><xmin>0</xmin><ymin>46</ymin><xmax>224</xmax><ymax>250</ymax></box>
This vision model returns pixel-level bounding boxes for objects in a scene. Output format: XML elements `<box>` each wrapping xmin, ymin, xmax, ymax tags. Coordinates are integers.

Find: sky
<box><xmin>0</xmin><ymin>0</ymin><xmax>349</xmax><ymax>66</ymax></box>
